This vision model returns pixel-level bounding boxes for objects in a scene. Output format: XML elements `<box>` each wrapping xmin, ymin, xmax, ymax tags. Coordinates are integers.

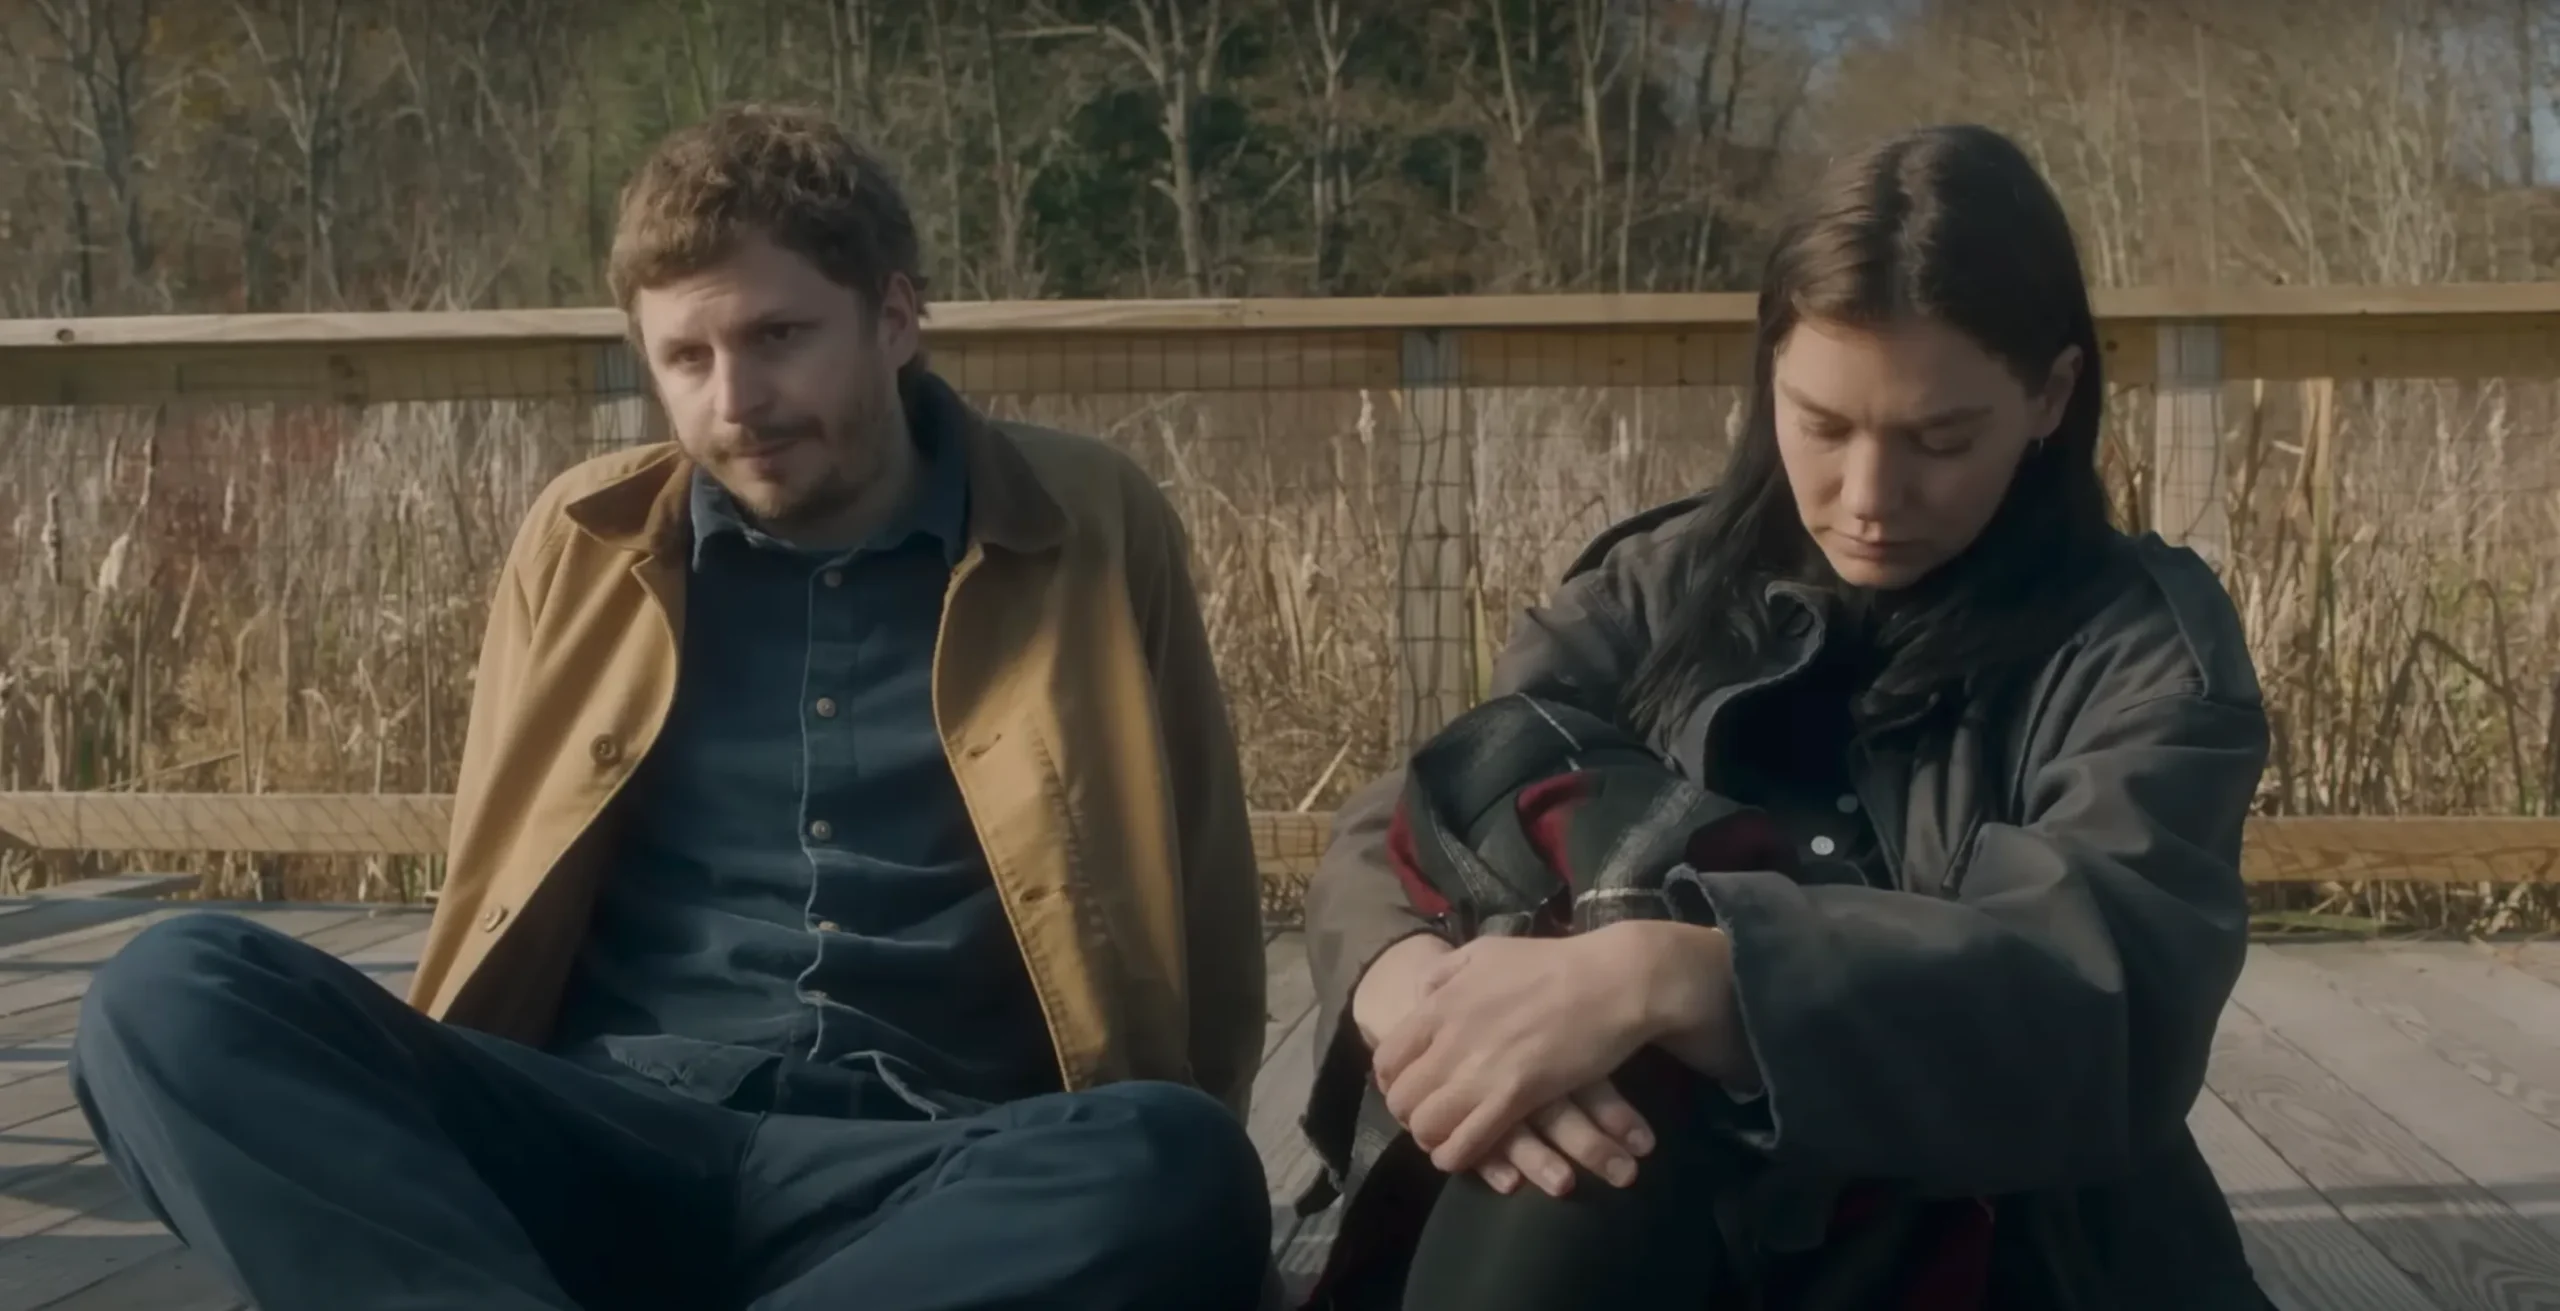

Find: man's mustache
<box><xmin>723</xmin><ymin>419</ymin><xmax>824</xmax><ymax>450</ymax></box>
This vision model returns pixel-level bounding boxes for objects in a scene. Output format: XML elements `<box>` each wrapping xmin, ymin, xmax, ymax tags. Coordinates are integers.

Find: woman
<box><xmin>1296</xmin><ymin>124</ymin><xmax>2275</xmax><ymax>1310</ymax></box>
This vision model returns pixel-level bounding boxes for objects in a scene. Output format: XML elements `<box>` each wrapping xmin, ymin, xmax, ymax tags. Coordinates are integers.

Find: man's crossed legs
<box><xmin>68</xmin><ymin>914</ymin><xmax>1271</xmax><ymax>1311</ymax></box>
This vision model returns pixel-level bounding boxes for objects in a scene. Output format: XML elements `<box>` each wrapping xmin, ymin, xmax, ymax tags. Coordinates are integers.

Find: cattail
<box><xmin>94</xmin><ymin>532</ymin><xmax>130</xmax><ymax>596</ymax></box>
<box><xmin>39</xmin><ymin>492</ymin><xmax>61</xmax><ymax>589</ymax></box>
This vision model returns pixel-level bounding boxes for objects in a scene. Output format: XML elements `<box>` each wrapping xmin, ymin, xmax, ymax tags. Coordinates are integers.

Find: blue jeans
<box><xmin>69</xmin><ymin>912</ymin><xmax>1271</xmax><ymax>1310</ymax></box>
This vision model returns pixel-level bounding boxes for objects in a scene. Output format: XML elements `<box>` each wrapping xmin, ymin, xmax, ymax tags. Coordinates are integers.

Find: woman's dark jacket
<box><xmin>1296</xmin><ymin>496</ymin><xmax>2275</xmax><ymax>1310</ymax></box>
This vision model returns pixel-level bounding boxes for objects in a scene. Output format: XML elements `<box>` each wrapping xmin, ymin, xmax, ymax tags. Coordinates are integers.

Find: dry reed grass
<box><xmin>1</xmin><ymin>370</ymin><xmax>2554</xmax><ymax>934</ymax></box>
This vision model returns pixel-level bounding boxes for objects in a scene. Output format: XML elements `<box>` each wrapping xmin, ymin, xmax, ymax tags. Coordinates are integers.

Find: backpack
<box><xmin>1296</xmin><ymin>693</ymin><xmax>1994</xmax><ymax>1311</ymax></box>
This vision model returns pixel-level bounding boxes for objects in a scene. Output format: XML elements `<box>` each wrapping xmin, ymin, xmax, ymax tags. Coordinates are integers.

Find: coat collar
<box><xmin>560</xmin><ymin>370</ymin><xmax>1069</xmax><ymax>562</ymax></box>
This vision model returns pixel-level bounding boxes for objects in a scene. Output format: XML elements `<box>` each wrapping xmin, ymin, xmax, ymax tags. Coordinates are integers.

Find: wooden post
<box><xmin>588</xmin><ymin>341</ymin><xmax>666</xmax><ymax>449</ymax></box>
<box><xmin>2152</xmin><ymin>321</ymin><xmax>2228</xmax><ymax>565</ymax></box>
<box><xmin>1393</xmin><ymin>330</ymin><xmax>1477</xmax><ymax>750</ymax></box>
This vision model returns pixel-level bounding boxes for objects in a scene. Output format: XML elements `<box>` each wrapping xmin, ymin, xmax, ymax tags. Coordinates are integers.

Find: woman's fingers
<box><xmin>1461</xmin><ymin>1094</ymin><xmax>1645</xmax><ymax>1198</ymax></box>
<box><xmin>1533</xmin><ymin>1097</ymin><xmax>1639</xmax><ymax>1188</ymax></box>
<box><xmin>1481</xmin><ymin>1124</ymin><xmax>1574</xmax><ymax>1198</ymax></box>
<box><xmin>1572</xmin><ymin>1078</ymin><xmax>1657</xmax><ymax>1158</ymax></box>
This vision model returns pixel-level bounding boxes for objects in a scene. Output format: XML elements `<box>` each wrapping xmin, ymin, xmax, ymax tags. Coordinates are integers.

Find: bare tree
<box><xmin>827</xmin><ymin>0</ymin><xmax>885</xmax><ymax>126</ymax></box>
<box><xmin>1568</xmin><ymin>0</ymin><xmax>1620</xmax><ymax>283</ymax></box>
<box><xmin>1472</xmin><ymin>0</ymin><xmax>1558</xmax><ymax>288</ymax></box>
<box><xmin>1614</xmin><ymin>0</ymin><xmax>1651</xmax><ymax>290</ymax></box>
<box><xmin>1279</xmin><ymin>0</ymin><xmax>1361</xmax><ymax>293</ymax></box>
<box><xmin>235</xmin><ymin>0</ymin><xmax>354</xmax><ymax>308</ymax></box>
<box><xmin>970</xmin><ymin>0</ymin><xmax>1054</xmax><ymax>298</ymax></box>
<box><xmin>8</xmin><ymin>0</ymin><xmax>167</xmax><ymax>311</ymax></box>
<box><xmin>1071</xmin><ymin>0</ymin><xmax>1232</xmax><ymax>296</ymax></box>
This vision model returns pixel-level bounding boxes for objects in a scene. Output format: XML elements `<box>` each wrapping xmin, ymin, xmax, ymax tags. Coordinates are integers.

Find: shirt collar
<box><xmin>688</xmin><ymin>404</ymin><xmax>970</xmax><ymax>570</ymax></box>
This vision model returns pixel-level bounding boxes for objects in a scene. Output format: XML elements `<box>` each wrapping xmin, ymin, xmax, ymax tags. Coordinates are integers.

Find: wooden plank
<box><xmin>1261</xmin><ymin>934</ymin><xmax>1315</xmax><ymax>1063</ymax></box>
<box><xmin>0</xmin><ymin>909</ymin><xmax>364</xmax><ymax>1024</ymax></box>
<box><xmin>1251</xmin><ymin>1017</ymin><xmax>1324</xmax><ymax>1211</ymax></box>
<box><xmin>1246</xmin><ymin>937</ymin><xmax>1323</xmax><ymax>1226</ymax></box>
<box><xmin>1275</xmin><ymin>1201</ymin><xmax>1340</xmax><ymax>1299</ymax></box>
<box><xmin>2242</xmin><ymin>818</ymin><xmax>2560</xmax><ymax>884</ymax></box>
<box><xmin>0</xmin><ymin>1197</ymin><xmax>181</xmax><ymax>1311</ymax></box>
<box><xmin>1451</xmin><ymin>326</ymin><xmax>1755</xmax><ymax>388</ymax></box>
<box><xmin>2498</xmin><ymin>943</ymin><xmax>2560</xmax><ymax>990</ymax></box>
<box><xmin>0</xmin><ymin>910</ymin><xmax>379</xmax><ymax>1158</ymax></box>
<box><xmin>0</xmin><ymin>794</ymin><xmax>452</xmax><ymax>857</ymax></box>
<box><xmin>17</xmin><ymin>285</ymin><xmax>2560</xmax><ymax>351</ymax></box>
<box><xmin>0</xmin><ymin>906</ymin><xmax>165</xmax><ymax>957</ymax></box>
<box><xmin>2208</xmin><ymin>999</ymin><xmax>2560</xmax><ymax>1311</ymax></box>
<box><xmin>939</xmin><ymin>332</ymin><xmax>1400</xmax><ymax>396</ymax></box>
<box><xmin>0</xmin><ymin>876</ymin><xmax>196</xmax><ymax>906</ymax></box>
<box><xmin>2235</xmin><ymin>947</ymin><xmax>2560</xmax><ymax>1241</ymax></box>
<box><xmin>0</xmin><ymin>911</ymin><xmax>420</xmax><ymax>1065</ymax></box>
<box><xmin>12</xmin><ymin>289</ymin><xmax>2560</xmax><ymax>409</ymax></box>
<box><xmin>0</xmin><ymin>882</ymin><xmax>198</xmax><ymax>954</ymax></box>
<box><xmin>0</xmin><ymin>909</ymin><xmax>426</xmax><ymax>1311</ymax></box>
<box><xmin>2186</xmin><ymin>1086</ymin><xmax>2442</xmax><ymax>1311</ymax></box>
<box><xmin>2377</xmin><ymin>945</ymin><xmax>2560</xmax><ymax>1046</ymax></box>
<box><xmin>2289</xmin><ymin>944</ymin><xmax>2560</xmax><ymax>1134</ymax></box>
<box><xmin>0</xmin><ymin>340</ymin><xmax>600</xmax><ymax>407</ymax></box>
<box><xmin>24</xmin><ymin>1245</ymin><xmax>234</xmax><ymax>1311</ymax></box>
<box><xmin>2153</xmin><ymin>321</ymin><xmax>2229</xmax><ymax>565</ymax></box>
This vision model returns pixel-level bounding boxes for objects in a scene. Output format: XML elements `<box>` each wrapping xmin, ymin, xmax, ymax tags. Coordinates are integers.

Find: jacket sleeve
<box><xmin>1690</xmin><ymin>669</ymin><xmax>2267</xmax><ymax>1197</ymax></box>
<box><xmin>1300</xmin><ymin>557</ymin><xmax>1654</xmax><ymax>1168</ymax></box>
<box><xmin>1132</xmin><ymin>486</ymin><xmax>1266</xmax><ymax>1119</ymax></box>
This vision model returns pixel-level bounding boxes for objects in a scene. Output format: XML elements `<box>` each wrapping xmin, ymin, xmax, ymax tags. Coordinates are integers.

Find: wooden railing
<box><xmin>7</xmin><ymin>286</ymin><xmax>2560</xmax><ymax>894</ymax></box>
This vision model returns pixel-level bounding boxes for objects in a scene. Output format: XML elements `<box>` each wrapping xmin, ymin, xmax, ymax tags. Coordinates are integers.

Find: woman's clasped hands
<box><xmin>1351</xmin><ymin>921</ymin><xmax>1750</xmax><ymax>1200</ymax></box>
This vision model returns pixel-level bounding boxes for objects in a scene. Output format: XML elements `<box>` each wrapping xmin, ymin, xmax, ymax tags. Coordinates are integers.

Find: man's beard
<box><xmin>727</xmin><ymin>387</ymin><xmax>903</xmax><ymax>537</ymax></box>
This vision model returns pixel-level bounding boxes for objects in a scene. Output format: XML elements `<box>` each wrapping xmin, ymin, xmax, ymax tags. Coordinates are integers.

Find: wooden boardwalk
<box><xmin>0</xmin><ymin>894</ymin><xmax>2549</xmax><ymax>1308</ymax></box>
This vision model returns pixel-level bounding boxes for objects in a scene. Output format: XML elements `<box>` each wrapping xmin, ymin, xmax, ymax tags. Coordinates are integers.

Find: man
<box><xmin>69</xmin><ymin>103</ymin><xmax>1272</xmax><ymax>1311</ymax></box>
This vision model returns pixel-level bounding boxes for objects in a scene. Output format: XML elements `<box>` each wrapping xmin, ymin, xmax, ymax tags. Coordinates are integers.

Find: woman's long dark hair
<box><xmin>1620</xmin><ymin>124</ymin><xmax>2117</xmax><ymax>740</ymax></box>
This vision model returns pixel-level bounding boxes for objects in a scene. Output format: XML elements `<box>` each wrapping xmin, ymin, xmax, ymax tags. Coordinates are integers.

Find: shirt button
<box><xmin>1834</xmin><ymin>794</ymin><xmax>1858</xmax><ymax>814</ymax></box>
<box><xmin>478</xmin><ymin>904</ymin><xmax>510</xmax><ymax>932</ymax></box>
<box><xmin>821</xmin><ymin>569</ymin><xmax>844</xmax><ymax>588</ymax></box>
<box><xmin>815</xmin><ymin>919</ymin><xmax>840</xmax><ymax>933</ymax></box>
<box><xmin>589</xmin><ymin>734</ymin><xmax>620</xmax><ymax>765</ymax></box>
<box><xmin>1810</xmin><ymin>835</ymin><xmax>1838</xmax><ymax>857</ymax></box>
<box><xmin>814</xmin><ymin>697</ymin><xmax>838</xmax><ymax>719</ymax></box>
<box><xmin>808</xmin><ymin>819</ymin><xmax>834</xmax><ymax>842</ymax></box>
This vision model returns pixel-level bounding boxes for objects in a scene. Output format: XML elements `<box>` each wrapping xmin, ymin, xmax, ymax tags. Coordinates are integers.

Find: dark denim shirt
<box><xmin>1704</xmin><ymin>621</ymin><xmax>1887</xmax><ymax>889</ymax></box>
<box><xmin>549</xmin><ymin>416</ymin><xmax>1060</xmax><ymax>1121</ymax></box>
